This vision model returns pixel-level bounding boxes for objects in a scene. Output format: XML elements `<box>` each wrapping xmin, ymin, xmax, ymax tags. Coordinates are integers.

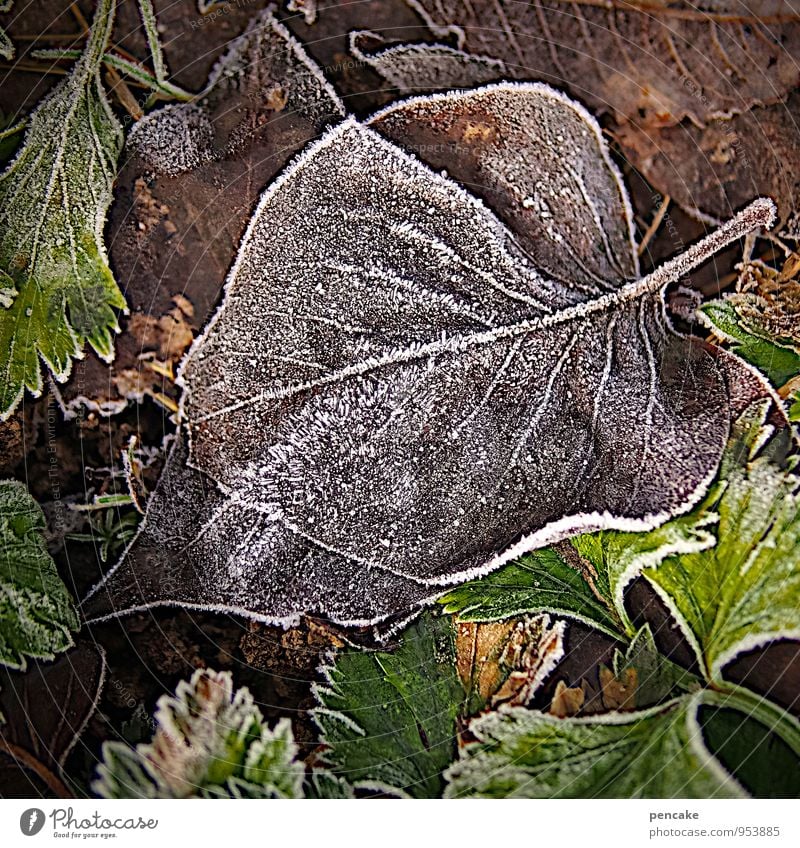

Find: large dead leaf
<box><xmin>83</xmin><ymin>82</ymin><xmax>776</xmax><ymax>634</ymax></box>
<box><xmin>56</xmin><ymin>8</ymin><xmax>344</xmax><ymax>416</ymax></box>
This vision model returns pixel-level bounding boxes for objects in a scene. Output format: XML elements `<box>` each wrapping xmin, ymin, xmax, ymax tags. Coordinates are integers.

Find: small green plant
<box><xmin>68</xmin><ymin>495</ymin><xmax>140</xmax><ymax>563</ymax></box>
<box><xmin>94</xmin><ymin>668</ymin><xmax>350</xmax><ymax>799</ymax></box>
<box><xmin>0</xmin><ymin>480</ymin><xmax>78</xmax><ymax>674</ymax></box>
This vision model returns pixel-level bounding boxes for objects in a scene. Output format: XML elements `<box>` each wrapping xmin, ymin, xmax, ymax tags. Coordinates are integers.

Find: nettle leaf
<box><xmin>0</xmin><ymin>0</ymin><xmax>125</xmax><ymax>418</ymax></box>
<box><xmin>0</xmin><ymin>480</ymin><xmax>78</xmax><ymax>671</ymax></box>
<box><xmin>444</xmin><ymin>693</ymin><xmax>749</xmax><ymax>799</ymax></box>
<box><xmin>85</xmin><ymin>79</ymin><xmax>776</xmax><ymax>631</ymax></box>
<box><xmin>700</xmin><ymin>300</ymin><xmax>800</xmax><ymax>388</ymax></box>
<box><xmin>93</xmin><ymin>668</ymin><xmax>305</xmax><ymax>799</ymax></box>
<box><xmin>313</xmin><ymin>613</ymin><xmax>463</xmax><ymax>798</ymax></box>
<box><xmin>0</xmin><ymin>2</ymin><xmax>13</xmax><ymax>61</ymax></box>
<box><xmin>645</xmin><ymin>438</ymin><xmax>800</xmax><ymax>683</ymax></box>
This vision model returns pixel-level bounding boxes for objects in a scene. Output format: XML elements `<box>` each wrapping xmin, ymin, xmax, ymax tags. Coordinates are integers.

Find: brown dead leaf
<box><xmin>599</xmin><ymin>665</ymin><xmax>639</xmax><ymax>711</ymax></box>
<box><xmin>375</xmin><ymin>1</ymin><xmax>800</xmax><ymax>227</ymax></box>
<box><xmin>614</xmin><ymin>91</ymin><xmax>800</xmax><ymax>227</ymax></box>
<box><xmin>405</xmin><ymin>0</ymin><xmax>800</xmax><ymax>129</ymax></box>
<box><xmin>550</xmin><ymin>680</ymin><xmax>585</xmax><ymax>717</ymax></box>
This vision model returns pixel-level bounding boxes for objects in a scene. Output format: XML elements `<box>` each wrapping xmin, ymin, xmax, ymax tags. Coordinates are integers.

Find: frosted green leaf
<box><xmin>645</xmin><ymin>447</ymin><xmax>800</xmax><ymax>682</ymax></box>
<box><xmin>0</xmin><ymin>1</ymin><xmax>13</xmax><ymax>61</ymax></box>
<box><xmin>0</xmin><ymin>0</ymin><xmax>125</xmax><ymax>418</ymax></box>
<box><xmin>699</xmin><ymin>300</ymin><xmax>800</xmax><ymax>388</ymax></box>
<box><xmin>313</xmin><ymin>613</ymin><xmax>464</xmax><ymax>798</ymax></box>
<box><xmin>93</xmin><ymin>668</ymin><xmax>306</xmax><ymax>799</ymax></box>
<box><xmin>440</xmin><ymin>547</ymin><xmax>624</xmax><ymax>640</ymax></box>
<box><xmin>0</xmin><ymin>479</ymin><xmax>79</xmax><ymax>671</ymax></box>
<box><xmin>445</xmin><ymin>693</ymin><xmax>746</xmax><ymax>799</ymax></box>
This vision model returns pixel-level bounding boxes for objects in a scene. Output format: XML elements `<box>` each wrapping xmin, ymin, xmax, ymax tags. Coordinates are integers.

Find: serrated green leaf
<box><xmin>0</xmin><ymin>2</ymin><xmax>13</xmax><ymax>61</ymax></box>
<box><xmin>645</xmin><ymin>452</ymin><xmax>800</xmax><ymax>683</ymax></box>
<box><xmin>0</xmin><ymin>0</ymin><xmax>125</xmax><ymax>418</ymax></box>
<box><xmin>440</xmin><ymin>548</ymin><xmax>623</xmax><ymax>640</ymax></box>
<box><xmin>305</xmin><ymin>769</ymin><xmax>356</xmax><ymax>799</ymax></box>
<box><xmin>0</xmin><ymin>479</ymin><xmax>78</xmax><ymax>671</ymax></box>
<box><xmin>700</xmin><ymin>300</ymin><xmax>800</xmax><ymax>387</ymax></box>
<box><xmin>313</xmin><ymin>613</ymin><xmax>464</xmax><ymax>798</ymax></box>
<box><xmin>572</xmin><ymin>510</ymin><xmax>719</xmax><ymax>636</ymax></box>
<box><xmin>93</xmin><ymin>668</ymin><xmax>305</xmax><ymax>799</ymax></box>
<box><xmin>445</xmin><ymin>692</ymin><xmax>747</xmax><ymax>798</ymax></box>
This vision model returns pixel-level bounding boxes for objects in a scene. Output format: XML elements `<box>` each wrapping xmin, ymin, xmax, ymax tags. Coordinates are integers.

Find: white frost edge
<box><xmin>684</xmin><ymin>691</ymin><xmax>749</xmax><ymax>798</ymax></box>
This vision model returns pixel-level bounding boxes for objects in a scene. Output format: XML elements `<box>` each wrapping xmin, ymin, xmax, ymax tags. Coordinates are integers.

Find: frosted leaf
<box><xmin>350</xmin><ymin>31</ymin><xmax>505</xmax><ymax>93</ymax></box>
<box><xmin>85</xmin><ymin>83</ymin><xmax>777</xmax><ymax>632</ymax></box>
<box><xmin>368</xmin><ymin>83</ymin><xmax>639</xmax><ymax>288</ymax></box>
<box><xmin>93</xmin><ymin>668</ymin><xmax>305</xmax><ymax>799</ymax></box>
<box><xmin>0</xmin><ymin>0</ymin><xmax>124</xmax><ymax>418</ymax></box>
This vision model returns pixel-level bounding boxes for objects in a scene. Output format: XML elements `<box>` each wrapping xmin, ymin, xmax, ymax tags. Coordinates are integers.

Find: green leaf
<box><xmin>93</xmin><ymin>668</ymin><xmax>306</xmax><ymax>799</ymax></box>
<box><xmin>645</xmin><ymin>449</ymin><xmax>800</xmax><ymax>683</ymax></box>
<box><xmin>136</xmin><ymin>0</ymin><xmax>167</xmax><ymax>83</ymax></box>
<box><xmin>305</xmin><ymin>769</ymin><xmax>356</xmax><ymax>799</ymax></box>
<box><xmin>0</xmin><ymin>2</ymin><xmax>13</xmax><ymax>61</ymax></box>
<box><xmin>699</xmin><ymin>300</ymin><xmax>800</xmax><ymax>387</ymax></box>
<box><xmin>0</xmin><ymin>0</ymin><xmax>125</xmax><ymax>418</ymax></box>
<box><xmin>313</xmin><ymin>613</ymin><xmax>464</xmax><ymax>798</ymax></box>
<box><xmin>0</xmin><ymin>479</ymin><xmax>78</xmax><ymax>671</ymax></box>
<box><xmin>440</xmin><ymin>547</ymin><xmax>624</xmax><ymax>640</ymax></box>
<box><xmin>445</xmin><ymin>692</ymin><xmax>747</xmax><ymax>798</ymax></box>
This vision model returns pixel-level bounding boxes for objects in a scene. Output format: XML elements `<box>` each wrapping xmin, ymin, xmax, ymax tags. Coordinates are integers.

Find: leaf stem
<box><xmin>32</xmin><ymin>48</ymin><xmax>193</xmax><ymax>101</ymax></box>
<box><xmin>0</xmin><ymin>740</ymin><xmax>73</xmax><ymax>798</ymax></box>
<box><xmin>635</xmin><ymin>198</ymin><xmax>776</xmax><ymax>297</ymax></box>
